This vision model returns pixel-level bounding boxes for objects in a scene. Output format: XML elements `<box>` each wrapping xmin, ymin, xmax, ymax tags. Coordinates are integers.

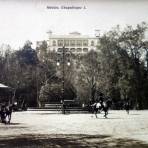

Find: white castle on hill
<box><xmin>36</xmin><ymin>31</ymin><xmax>100</xmax><ymax>54</ymax></box>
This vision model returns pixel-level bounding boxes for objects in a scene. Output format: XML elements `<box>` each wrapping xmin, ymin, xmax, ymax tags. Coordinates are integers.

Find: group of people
<box><xmin>91</xmin><ymin>96</ymin><xmax>131</xmax><ymax>118</ymax></box>
<box><xmin>0</xmin><ymin>103</ymin><xmax>13</xmax><ymax>124</ymax></box>
<box><xmin>91</xmin><ymin>97</ymin><xmax>112</xmax><ymax>118</ymax></box>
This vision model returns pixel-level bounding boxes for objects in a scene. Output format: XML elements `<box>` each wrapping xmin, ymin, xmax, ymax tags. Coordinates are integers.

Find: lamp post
<box><xmin>56</xmin><ymin>46</ymin><xmax>71</xmax><ymax>112</ymax></box>
<box><xmin>12</xmin><ymin>80</ymin><xmax>20</xmax><ymax>105</ymax></box>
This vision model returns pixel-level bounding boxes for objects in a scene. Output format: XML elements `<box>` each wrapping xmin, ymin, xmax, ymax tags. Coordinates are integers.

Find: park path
<box><xmin>0</xmin><ymin>110</ymin><xmax>148</xmax><ymax>147</ymax></box>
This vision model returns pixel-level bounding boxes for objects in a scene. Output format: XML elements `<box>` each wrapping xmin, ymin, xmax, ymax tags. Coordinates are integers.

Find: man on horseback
<box><xmin>99</xmin><ymin>96</ymin><xmax>108</xmax><ymax>118</ymax></box>
<box><xmin>91</xmin><ymin>95</ymin><xmax>112</xmax><ymax>118</ymax></box>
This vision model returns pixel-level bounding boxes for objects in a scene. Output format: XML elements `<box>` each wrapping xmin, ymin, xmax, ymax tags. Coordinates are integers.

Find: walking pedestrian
<box><xmin>124</xmin><ymin>99</ymin><xmax>130</xmax><ymax>114</ymax></box>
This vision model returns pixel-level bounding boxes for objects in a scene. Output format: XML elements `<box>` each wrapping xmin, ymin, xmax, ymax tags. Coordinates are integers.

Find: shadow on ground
<box><xmin>0</xmin><ymin>122</ymin><xmax>27</xmax><ymax>129</ymax></box>
<box><xmin>0</xmin><ymin>134</ymin><xmax>148</xmax><ymax>148</ymax></box>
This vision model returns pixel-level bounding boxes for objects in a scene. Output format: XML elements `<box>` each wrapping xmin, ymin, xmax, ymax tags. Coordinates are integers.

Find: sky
<box><xmin>0</xmin><ymin>0</ymin><xmax>148</xmax><ymax>49</ymax></box>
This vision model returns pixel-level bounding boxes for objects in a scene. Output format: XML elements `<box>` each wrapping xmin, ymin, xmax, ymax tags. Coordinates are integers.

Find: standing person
<box><xmin>0</xmin><ymin>104</ymin><xmax>6</xmax><ymax>124</ymax></box>
<box><xmin>0</xmin><ymin>104</ymin><xmax>1</xmax><ymax>122</ymax></box>
<box><xmin>125</xmin><ymin>99</ymin><xmax>130</xmax><ymax>114</ymax></box>
<box><xmin>5</xmin><ymin>104</ymin><xmax>13</xmax><ymax>124</ymax></box>
<box><xmin>95</xmin><ymin>101</ymin><xmax>102</xmax><ymax>118</ymax></box>
<box><xmin>61</xmin><ymin>100</ymin><xmax>66</xmax><ymax>114</ymax></box>
<box><xmin>99</xmin><ymin>95</ymin><xmax>104</xmax><ymax>109</ymax></box>
<box><xmin>91</xmin><ymin>100</ymin><xmax>101</xmax><ymax>118</ymax></box>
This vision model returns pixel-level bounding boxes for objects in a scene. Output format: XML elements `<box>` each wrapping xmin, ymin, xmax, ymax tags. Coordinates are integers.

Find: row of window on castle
<box><xmin>52</xmin><ymin>40</ymin><xmax>95</xmax><ymax>46</ymax></box>
<box><xmin>57</xmin><ymin>48</ymin><xmax>89</xmax><ymax>52</ymax></box>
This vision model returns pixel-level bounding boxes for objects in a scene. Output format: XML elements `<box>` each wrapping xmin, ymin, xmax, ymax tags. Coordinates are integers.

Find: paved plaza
<box><xmin>0</xmin><ymin>110</ymin><xmax>148</xmax><ymax>147</ymax></box>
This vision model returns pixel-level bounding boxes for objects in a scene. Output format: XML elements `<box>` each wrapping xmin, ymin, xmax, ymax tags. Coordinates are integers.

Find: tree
<box><xmin>118</xmin><ymin>22</ymin><xmax>148</xmax><ymax>108</ymax></box>
<box><xmin>75</xmin><ymin>50</ymin><xmax>101</xmax><ymax>103</ymax></box>
<box><xmin>97</xmin><ymin>22</ymin><xmax>148</xmax><ymax>109</ymax></box>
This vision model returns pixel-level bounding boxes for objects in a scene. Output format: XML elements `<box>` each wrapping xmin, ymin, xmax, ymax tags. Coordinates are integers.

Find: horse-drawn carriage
<box><xmin>0</xmin><ymin>83</ymin><xmax>28</xmax><ymax>124</ymax></box>
<box><xmin>0</xmin><ymin>83</ymin><xmax>13</xmax><ymax>124</ymax></box>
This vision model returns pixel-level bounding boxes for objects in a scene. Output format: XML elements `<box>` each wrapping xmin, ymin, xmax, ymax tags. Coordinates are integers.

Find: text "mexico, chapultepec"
<box><xmin>46</xmin><ymin>5</ymin><xmax>86</xmax><ymax>10</ymax></box>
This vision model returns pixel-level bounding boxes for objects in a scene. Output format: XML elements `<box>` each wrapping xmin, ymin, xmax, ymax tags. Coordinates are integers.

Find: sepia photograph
<box><xmin>0</xmin><ymin>0</ymin><xmax>148</xmax><ymax>147</ymax></box>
